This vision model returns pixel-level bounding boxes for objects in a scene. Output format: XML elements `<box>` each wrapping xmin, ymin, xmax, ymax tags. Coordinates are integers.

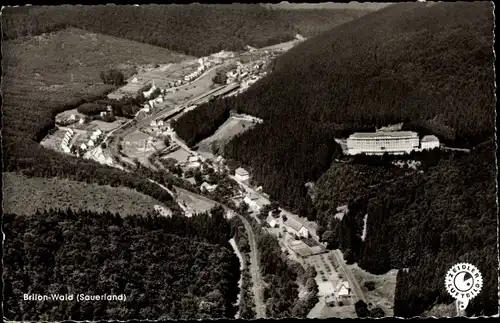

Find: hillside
<box><xmin>3</xmin><ymin>207</ymin><xmax>239</xmax><ymax>320</ymax></box>
<box><xmin>1</xmin><ymin>28</ymin><xmax>192</xmax><ymax>210</ymax></box>
<box><xmin>171</xmin><ymin>2</ymin><xmax>497</xmax><ymax>316</ymax></box>
<box><xmin>2</xmin><ymin>4</ymin><xmax>372</xmax><ymax>57</ymax></box>
<box><xmin>3</xmin><ymin>172</ymin><xmax>171</xmax><ymax>216</ymax></box>
<box><xmin>176</xmin><ymin>1</ymin><xmax>495</xmax><ymax>213</ymax></box>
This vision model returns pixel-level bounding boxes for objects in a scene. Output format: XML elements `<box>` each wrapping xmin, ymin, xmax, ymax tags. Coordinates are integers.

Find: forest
<box><xmin>240</xmin><ymin>212</ymin><xmax>318</xmax><ymax>318</ymax></box>
<box><xmin>172</xmin><ymin>1</ymin><xmax>495</xmax><ymax>215</ymax></box>
<box><xmin>314</xmin><ymin>140</ymin><xmax>497</xmax><ymax>317</ymax></box>
<box><xmin>3</xmin><ymin>206</ymin><xmax>239</xmax><ymax>321</ymax></box>
<box><xmin>2</xmin><ymin>4</ymin><xmax>370</xmax><ymax>57</ymax></box>
<box><xmin>168</xmin><ymin>2</ymin><xmax>497</xmax><ymax>317</ymax></box>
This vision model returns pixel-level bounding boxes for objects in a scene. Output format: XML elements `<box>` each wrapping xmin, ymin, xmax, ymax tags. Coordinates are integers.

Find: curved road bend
<box><xmin>150</xmin><ymin>181</ymin><xmax>266</xmax><ymax>318</ymax></box>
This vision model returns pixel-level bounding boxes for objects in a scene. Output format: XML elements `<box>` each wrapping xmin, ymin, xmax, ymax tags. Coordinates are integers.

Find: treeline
<box><xmin>314</xmin><ymin>139</ymin><xmax>497</xmax><ymax>316</ymax></box>
<box><xmin>229</xmin><ymin>216</ymin><xmax>256</xmax><ymax>319</ymax></box>
<box><xmin>172</xmin><ymin>98</ymin><xmax>231</xmax><ymax>147</ymax></box>
<box><xmin>2</xmin><ymin>5</ymin><xmax>370</xmax><ymax>57</ymax></box>
<box><xmin>240</xmin><ymin>212</ymin><xmax>318</xmax><ymax>318</ymax></box>
<box><xmin>3</xmin><ymin>207</ymin><xmax>240</xmax><ymax>320</ymax></box>
<box><xmin>172</xmin><ymin>1</ymin><xmax>495</xmax><ymax>218</ymax></box>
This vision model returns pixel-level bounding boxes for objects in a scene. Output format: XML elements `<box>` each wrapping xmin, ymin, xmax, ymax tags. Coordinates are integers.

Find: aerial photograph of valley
<box><xmin>1</xmin><ymin>2</ymin><xmax>498</xmax><ymax>320</ymax></box>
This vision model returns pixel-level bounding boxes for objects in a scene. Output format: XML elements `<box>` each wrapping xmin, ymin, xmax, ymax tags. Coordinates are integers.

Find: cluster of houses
<box><xmin>225</xmin><ymin>60</ymin><xmax>264</xmax><ymax>85</ymax></box>
<box><xmin>79</xmin><ymin>128</ymin><xmax>102</xmax><ymax>151</ymax></box>
<box><xmin>266</xmin><ymin>213</ymin><xmax>310</xmax><ymax>239</ymax></box>
<box><xmin>184</xmin><ymin>57</ymin><xmax>212</xmax><ymax>83</ymax></box>
<box><xmin>60</xmin><ymin>129</ymin><xmax>74</xmax><ymax>153</ymax></box>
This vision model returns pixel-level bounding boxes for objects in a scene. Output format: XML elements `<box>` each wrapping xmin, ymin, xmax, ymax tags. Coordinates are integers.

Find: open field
<box><xmin>173</xmin><ymin>186</ymin><xmax>218</xmax><ymax>216</ymax></box>
<box><xmin>3</xmin><ymin>172</ymin><xmax>169</xmax><ymax>216</ymax></box>
<box><xmin>198</xmin><ymin>117</ymin><xmax>257</xmax><ymax>153</ymax></box>
<box><xmin>4</xmin><ymin>27</ymin><xmax>190</xmax><ymax>101</ymax></box>
<box><xmin>107</xmin><ymin>60</ymin><xmax>199</xmax><ymax>100</ymax></box>
<box><xmin>422</xmin><ymin>303</ymin><xmax>456</xmax><ymax>318</ymax></box>
<box><xmin>163</xmin><ymin>146</ymin><xmax>192</xmax><ymax>163</ymax></box>
<box><xmin>2</xmin><ymin>27</ymin><xmax>191</xmax><ymax>146</ymax></box>
<box><xmin>349</xmin><ymin>265</ymin><xmax>398</xmax><ymax>316</ymax></box>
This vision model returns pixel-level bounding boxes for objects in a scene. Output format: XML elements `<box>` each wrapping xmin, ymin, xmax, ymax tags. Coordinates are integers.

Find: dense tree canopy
<box><xmin>2</xmin><ymin>4</ymin><xmax>370</xmax><ymax>57</ymax></box>
<box><xmin>315</xmin><ymin>140</ymin><xmax>497</xmax><ymax>317</ymax></box>
<box><xmin>3</xmin><ymin>207</ymin><xmax>239</xmax><ymax>320</ymax></box>
<box><xmin>170</xmin><ymin>2</ymin><xmax>496</xmax><ymax>317</ymax></box>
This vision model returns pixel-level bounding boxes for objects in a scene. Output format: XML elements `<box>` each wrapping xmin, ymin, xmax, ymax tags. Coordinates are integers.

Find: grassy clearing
<box><xmin>174</xmin><ymin>186</ymin><xmax>218</xmax><ymax>215</ymax></box>
<box><xmin>349</xmin><ymin>265</ymin><xmax>398</xmax><ymax>316</ymax></box>
<box><xmin>2</xmin><ymin>172</ymin><xmax>168</xmax><ymax>216</ymax></box>
<box><xmin>198</xmin><ymin>117</ymin><xmax>256</xmax><ymax>153</ymax></box>
<box><xmin>2</xmin><ymin>27</ymin><xmax>191</xmax><ymax>143</ymax></box>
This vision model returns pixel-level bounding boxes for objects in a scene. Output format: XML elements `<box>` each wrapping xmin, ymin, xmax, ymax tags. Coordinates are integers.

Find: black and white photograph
<box><xmin>1</xmin><ymin>1</ymin><xmax>498</xmax><ymax>320</ymax></box>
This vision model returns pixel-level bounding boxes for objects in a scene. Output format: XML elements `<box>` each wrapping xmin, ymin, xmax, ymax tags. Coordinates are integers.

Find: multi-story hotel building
<box><xmin>346</xmin><ymin>131</ymin><xmax>422</xmax><ymax>155</ymax></box>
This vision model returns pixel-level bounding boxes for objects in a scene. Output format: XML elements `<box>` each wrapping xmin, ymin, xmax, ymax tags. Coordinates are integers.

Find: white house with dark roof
<box><xmin>283</xmin><ymin>217</ymin><xmax>309</xmax><ymax>238</ymax></box>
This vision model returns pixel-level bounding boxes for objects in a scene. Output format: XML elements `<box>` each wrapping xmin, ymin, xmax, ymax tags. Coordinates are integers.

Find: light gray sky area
<box><xmin>261</xmin><ymin>2</ymin><xmax>394</xmax><ymax>10</ymax></box>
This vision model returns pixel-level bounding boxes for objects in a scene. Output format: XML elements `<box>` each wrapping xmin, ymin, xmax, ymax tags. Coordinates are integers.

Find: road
<box><xmin>231</xmin><ymin>174</ymin><xmax>367</xmax><ymax>305</ymax></box>
<box><xmin>237</xmin><ymin>213</ymin><xmax>266</xmax><ymax>319</ymax></box>
<box><xmin>331</xmin><ymin>250</ymin><xmax>366</xmax><ymax>303</ymax></box>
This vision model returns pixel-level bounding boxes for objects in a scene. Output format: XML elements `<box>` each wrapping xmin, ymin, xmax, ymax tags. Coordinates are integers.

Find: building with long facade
<box><xmin>346</xmin><ymin>131</ymin><xmax>439</xmax><ymax>155</ymax></box>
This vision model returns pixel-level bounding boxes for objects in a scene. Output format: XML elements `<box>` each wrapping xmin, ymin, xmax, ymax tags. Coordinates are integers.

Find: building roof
<box><xmin>284</xmin><ymin>217</ymin><xmax>305</xmax><ymax>232</ymax></box>
<box><xmin>349</xmin><ymin>131</ymin><xmax>418</xmax><ymax>139</ymax></box>
<box><xmin>335</xmin><ymin>280</ymin><xmax>350</xmax><ymax>294</ymax></box>
<box><xmin>266</xmin><ymin>214</ymin><xmax>277</xmax><ymax>225</ymax></box>
<box><xmin>235</xmin><ymin>167</ymin><xmax>249</xmax><ymax>176</ymax></box>
<box><xmin>246</xmin><ymin>192</ymin><xmax>259</xmax><ymax>201</ymax></box>
<box><xmin>421</xmin><ymin>135</ymin><xmax>439</xmax><ymax>142</ymax></box>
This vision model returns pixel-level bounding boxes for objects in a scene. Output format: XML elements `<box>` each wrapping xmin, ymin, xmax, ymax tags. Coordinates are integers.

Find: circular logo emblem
<box><xmin>445</xmin><ymin>263</ymin><xmax>483</xmax><ymax>310</ymax></box>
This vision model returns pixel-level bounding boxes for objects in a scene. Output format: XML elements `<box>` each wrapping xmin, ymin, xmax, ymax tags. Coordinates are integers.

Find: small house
<box><xmin>87</xmin><ymin>139</ymin><xmax>95</xmax><ymax>147</ymax></box>
<box><xmin>335</xmin><ymin>281</ymin><xmax>351</xmax><ymax>299</ymax></box>
<box><xmin>200</xmin><ymin>182</ymin><xmax>217</xmax><ymax>193</ymax></box>
<box><xmin>283</xmin><ymin>217</ymin><xmax>309</xmax><ymax>239</ymax></box>
<box><xmin>266</xmin><ymin>214</ymin><xmax>278</xmax><ymax>228</ymax></box>
<box><xmin>80</xmin><ymin>143</ymin><xmax>87</xmax><ymax>150</ymax></box>
<box><xmin>243</xmin><ymin>192</ymin><xmax>262</xmax><ymax>213</ymax></box>
<box><xmin>234</xmin><ymin>167</ymin><xmax>249</xmax><ymax>181</ymax></box>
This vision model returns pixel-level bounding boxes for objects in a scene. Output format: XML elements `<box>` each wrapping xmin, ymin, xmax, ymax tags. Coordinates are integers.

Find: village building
<box><xmin>346</xmin><ymin>131</ymin><xmax>420</xmax><ymax>155</ymax></box>
<box><xmin>243</xmin><ymin>192</ymin><xmax>266</xmax><ymax>213</ymax></box>
<box><xmin>142</xmin><ymin>82</ymin><xmax>157</xmax><ymax>99</ymax></box>
<box><xmin>80</xmin><ymin>143</ymin><xmax>87</xmax><ymax>150</ymax></box>
<box><xmin>266</xmin><ymin>214</ymin><xmax>278</xmax><ymax>228</ymax></box>
<box><xmin>87</xmin><ymin>139</ymin><xmax>95</xmax><ymax>147</ymax></box>
<box><xmin>235</xmin><ymin>167</ymin><xmax>250</xmax><ymax>181</ymax></box>
<box><xmin>420</xmin><ymin>135</ymin><xmax>440</xmax><ymax>150</ymax></box>
<box><xmin>151</xmin><ymin>120</ymin><xmax>158</xmax><ymax>128</ymax></box>
<box><xmin>283</xmin><ymin>217</ymin><xmax>309</xmax><ymax>239</ymax></box>
<box><xmin>334</xmin><ymin>281</ymin><xmax>351</xmax><ymax>300</ymax></box>
<box><xmin>62</xmin><ymin>145</ymin><xmax>71</xmax><ymax>153</ymax></box>
<box><xmin>200</xmin><ymin>182</ymin><xmax>217</xmax><ymax>193</ymax></box>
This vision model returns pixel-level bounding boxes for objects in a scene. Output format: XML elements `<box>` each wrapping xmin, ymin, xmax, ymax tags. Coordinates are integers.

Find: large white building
<box><xmin>346</xmin><ymin>131</ymin><xmax>439</xmax><ymax>155</ymax></box>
